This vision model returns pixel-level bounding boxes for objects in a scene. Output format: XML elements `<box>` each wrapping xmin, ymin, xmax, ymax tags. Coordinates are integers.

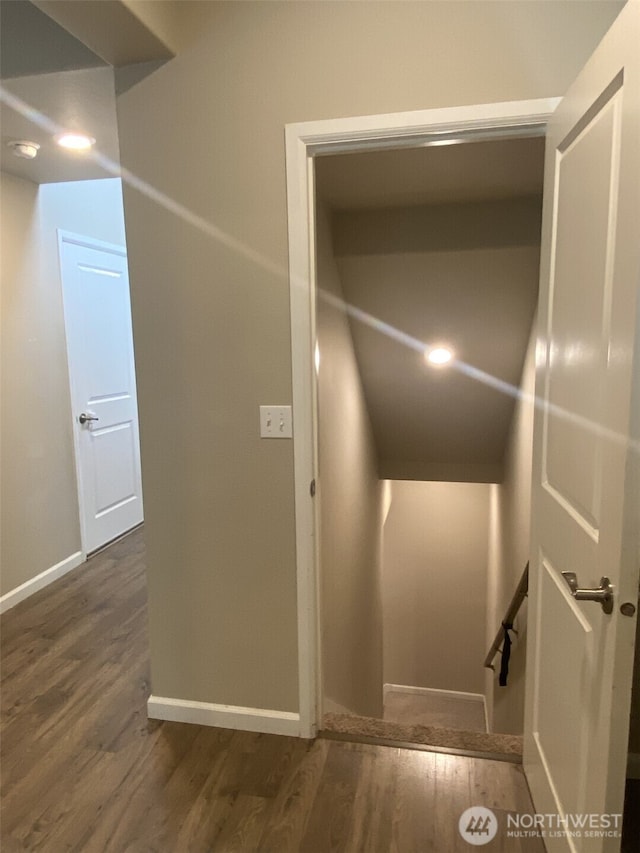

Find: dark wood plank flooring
<box><xmin>1</xmin><ymin>529</ymin><xmax>546</xmax><ymax>851</ymax></box>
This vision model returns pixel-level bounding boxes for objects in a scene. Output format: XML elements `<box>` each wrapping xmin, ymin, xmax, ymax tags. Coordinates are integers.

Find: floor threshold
<box><xmin>319</xmin><ymin>729</ymin><xmax>522</xmax><ymax>764</ymax></box>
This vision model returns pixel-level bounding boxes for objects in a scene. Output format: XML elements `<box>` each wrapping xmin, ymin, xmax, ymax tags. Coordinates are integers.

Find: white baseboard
<box><xmin>384</xmin><ymin>683</ymin><xmax>485</xmax><ymax>703</ymax></box>
<box><xmin>384</xmin><ymin>683</ymin><xmax>488</xmax><ymax>733</ymax></box>
<box><xmin>0</xmin><ymin>551</ymin><xmax>85</xmax><ymax>614</ymax></box>
<box><xmin>323</xmin><ymin>697</ymin><xmax>358</xmax><ymax>717</ymax></box>
<box><xmin>628</xmin><ymin>752</ymin><xmax>640</xmax><ymax>780</ymax></box>
<box><xmin>147</xmin><ymin>695</ymin><xmax>301</xmax><ymax>737</ymax></box>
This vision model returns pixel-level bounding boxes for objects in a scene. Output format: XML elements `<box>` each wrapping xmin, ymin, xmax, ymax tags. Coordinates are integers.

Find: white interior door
<box><xmin>60</xmin><ymin>232</ymin><xmax>144</xmax><ymax>554</ymax></box>
<box><xmin>524</xmin><ymin>3</ymin><xmax>639</xmax><ymax>850</ymax></box>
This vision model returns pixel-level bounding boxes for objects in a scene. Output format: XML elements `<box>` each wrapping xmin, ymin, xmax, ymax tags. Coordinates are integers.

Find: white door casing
<box><xmin>524</xmin><ymin>2</ymin><xmax>640</xmax><ymax>850</ymax></box>
<box><xmin>59</xmin><ymin>232</ymin><xmax>144</xmax><ymax>555</ymax></box>
<box><xmin>285</xmin><ymin>97</ymin><xmax>560</xmax><ymax>738</ymax></box>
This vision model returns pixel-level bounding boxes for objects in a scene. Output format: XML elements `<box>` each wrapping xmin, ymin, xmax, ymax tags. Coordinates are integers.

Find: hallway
<box><xmin>0</xmin><ymin>529</ymin><xmax>544</xmax><ymax>851</ymax></box>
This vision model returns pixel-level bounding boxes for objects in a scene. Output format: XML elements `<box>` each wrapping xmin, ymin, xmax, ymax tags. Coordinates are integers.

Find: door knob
<box><xmin>561</xmin><ymin>572</ymin><xmax>614</xmax><ymax>614</ymax></box>
<box><xmin>78</xmin><ymin>413</ymin><xmax>99</xmax><ymax>425</ymax></box>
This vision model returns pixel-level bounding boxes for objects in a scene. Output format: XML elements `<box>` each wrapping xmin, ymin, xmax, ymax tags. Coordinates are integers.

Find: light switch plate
<box><xmin>260</xmin><ymin>405</ymin><xmax>292</xmax><ymax>438</ymax></box>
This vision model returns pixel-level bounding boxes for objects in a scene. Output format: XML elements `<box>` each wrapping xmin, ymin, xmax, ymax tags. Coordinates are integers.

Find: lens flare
<box><xmin>426</xmin><ymin>346</ymin><xmax>454</xmax><ymax>366</ymax></box>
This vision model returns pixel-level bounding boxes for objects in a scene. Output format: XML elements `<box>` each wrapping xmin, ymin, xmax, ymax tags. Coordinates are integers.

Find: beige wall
<box><xmin>0</xmin><ymin>174</ymin><xmax>126</xmax><ymax>597</ymax></box>
<box><xmin>382</xmin><ymin>480</ymin><xmax>490</xmax><ymax>695</ymax></box>
<box><xmin>485</xmin><ymin>321</ymin><xmax>537</xmax><ymax>733</ymax></box>
<box><xmin>122</xmin><ymin>0</ymin><xmax>183</xmax><ymax>52</ymax></box>
<box><xmin>316</xmin><ymin>206</ymin><xmax>383</xmax><ymax>718</ymax></box>
<box><xmin>115</xmin><ymin>0</ymin><xmax>622</xmax><ymax>711</ymax></box>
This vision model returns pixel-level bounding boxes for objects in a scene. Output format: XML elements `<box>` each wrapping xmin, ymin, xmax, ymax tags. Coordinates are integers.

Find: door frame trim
<box><xmin>285</xmin><ymin>98</ymin><xmax>560</xmax><ymax>738</ymax></box>
<box><xmin>57</xmin><ymin>229</ymin><xmax>129</xmax><ymax>558</ymax></box>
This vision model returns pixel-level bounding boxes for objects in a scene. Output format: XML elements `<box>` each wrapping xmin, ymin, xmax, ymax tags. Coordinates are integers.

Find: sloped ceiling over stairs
<box><xmin>316</xmin><ymin>136</ymin><xmax>545</xmax><ymax>483</ymax></box>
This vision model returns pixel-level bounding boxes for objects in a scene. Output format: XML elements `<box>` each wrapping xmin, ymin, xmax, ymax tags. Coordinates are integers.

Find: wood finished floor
<box><xmin>1</xmin><ymin>529</ymin><xmax>545</xmax><ymax>852</ymax></box>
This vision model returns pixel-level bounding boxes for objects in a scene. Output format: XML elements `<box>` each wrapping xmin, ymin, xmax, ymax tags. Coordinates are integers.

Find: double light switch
<box><xmin>259</xmin><ymin>405</ymin><xmax>292</xmax><ymax>438</ymax></box>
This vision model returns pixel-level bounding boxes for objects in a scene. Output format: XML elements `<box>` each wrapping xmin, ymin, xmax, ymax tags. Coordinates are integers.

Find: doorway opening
<box><xmin>311</xmin><ymin>126</ymin><xmax>544</xmax><ymax>757</ymax></box>
<box><xmin>286</xmin><ymin>100</ymin><xmax>558</xmax><ymax>742</ymax></box>
<box><xmin>286</xmin><ymin>100</ymin><xmax>559</xmax><ymax>744</ymax></box>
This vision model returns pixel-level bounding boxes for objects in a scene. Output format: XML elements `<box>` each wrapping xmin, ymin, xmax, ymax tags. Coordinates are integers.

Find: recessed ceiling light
<box><xmin>55</xmin><ymin>132</ymin><xmax>95</xmax><ymax>151</ymax></box>
<box><xmin>425</xmin><ymin>346</ymin><xmax>454</xmax><ymax>366</ymax></box>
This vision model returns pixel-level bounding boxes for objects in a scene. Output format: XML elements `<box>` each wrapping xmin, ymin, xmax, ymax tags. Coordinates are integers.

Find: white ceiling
<box><xmin>316</xmin><ymin>135</ymin><xmax>545</xmax><ymax>209</ymax></box>
<box><xmin>1</xmin><ymin>0</ymin><xmax>119</xmax><ymax>184</ymax></box>
<box><xmin>317</xmin><ymin>136</ymin><xmax>545</xmax><ymax>483</ymax></box>
<box><xmin>1</xmin><ymin>67</ymin><xmax>120</xmax><ymax>184</ymax></box>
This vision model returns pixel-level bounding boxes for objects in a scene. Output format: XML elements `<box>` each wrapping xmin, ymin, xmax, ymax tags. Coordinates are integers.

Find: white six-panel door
<box><xmin>59</xmin><ymin>232</ymin><xmax>144</xmax><ymax>554</ymax></box>
<box><xmin>524</xmin><ymin>3</ymin><xmax>640</xmax><ymax>850</ymax></box>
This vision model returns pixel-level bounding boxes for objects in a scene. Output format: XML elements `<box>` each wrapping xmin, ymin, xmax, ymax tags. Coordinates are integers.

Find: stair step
<box><xmin>322</xmin><ymin>712</ymin><xmax>523</xmax><ymax>763</ymax></box>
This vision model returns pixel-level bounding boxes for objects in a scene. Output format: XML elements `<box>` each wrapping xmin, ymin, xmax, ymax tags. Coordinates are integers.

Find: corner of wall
<box><xmin>485</xmin><ymin>318</ymin><xmax>537</xmax><ymax>734</ymax></box>
<box><xmin>316</xmin><ymin>200</ymin><xmax>384</xmax><ymax>720</ymax></box>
